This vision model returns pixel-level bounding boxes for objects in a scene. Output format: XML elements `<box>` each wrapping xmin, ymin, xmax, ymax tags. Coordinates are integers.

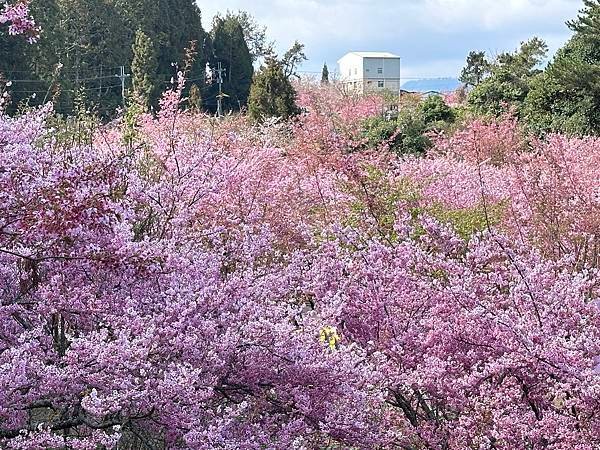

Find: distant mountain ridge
<box><xmin>402</xmin><ymin>77</ymin><xmax>461</xmax><ymax>93</ymax></box>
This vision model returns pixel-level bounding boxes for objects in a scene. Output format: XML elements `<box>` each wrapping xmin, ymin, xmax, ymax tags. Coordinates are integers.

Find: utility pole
<box><xmin>115</xmin><ymin>66</ymin><xmax>130</xmax><ymax>107</ymax></box>
<box><xmin>215</xmin><ymin>61</ymin><xmax>226</xmax><ymax>118</ymax></box>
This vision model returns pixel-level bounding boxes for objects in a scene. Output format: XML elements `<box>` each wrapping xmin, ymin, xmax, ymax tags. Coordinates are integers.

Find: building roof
<box><xmin>342</xmin><ymin>51</ymin><xmax>400</xmax><ymax>59</ymax></box>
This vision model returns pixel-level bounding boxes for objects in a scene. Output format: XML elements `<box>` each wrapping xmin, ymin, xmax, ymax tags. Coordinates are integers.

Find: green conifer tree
<box><xmin>131</xmin><ymin>29</ymin><xmax>157</xmax><ymax>110</ymax></box>
<box><xmin>248</xmin><ymin>57</ymin><xmax>299</xmax><ymax>122</ymax></box>
<box><xmin>211</xmin><ymin>15</ymin><xmax>253</xmax><ymax>111</ymax></box>
<box><xmin>459</xmin><ymin>51</ymin><xmax>490</xmax><ymax>87</ymax></box>
<box><xmin>523</xmin><ymin>1</ymin><xmax>600</xmax><ymax>135</ymax></box>
<box><xmin>321</xmin><ymin>63</ymin><xmax>329</xmax><ymax>84</ymax></box>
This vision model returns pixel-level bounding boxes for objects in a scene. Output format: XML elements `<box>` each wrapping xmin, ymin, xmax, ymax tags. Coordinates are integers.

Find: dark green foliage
<box><xmin>468</xmin><ymin>68</ymin><xmax>530</xmax><ymax>116</ymax></box>
<box><xmin>153</xmin><ymin>0</ymin><xmax>210</xmax><ymax>89</ymax></box>
<box><xmin>113</xmin><ymin>0</ymin><xmax>210</xmax><ymax>90</ymax></box>
<box><xmin>282</xmin><ymin>41</ymin><xmax>307</xmax><ymax>79</ymax></box>
<box><xmin>459</xmin><ymin>51</ymin><xmax>490</xmax><ymax>87</ymax></box>
<box><xmin>51</xmin><ymin>0</ymin><xmax>130</xmax><ymax>115</ymax></box>
<box><xmin>361</xmin><ymin>95</ymin><xmax>456</xmax><ymax>155</ymax></box>
<box><xmin>523</xmin><ymin>34</ymin><xmax>600</xmax><ymax>135</ymax></box>
<box><xmin>1</xmin><ymin>0</ymin><xmax>211</xmax><ymax>116</ymax></box>
<box><xmin>222</xmin><ymin>11</ymin><xmax>273</xmax><ymax>62</ymax></box>
<box><xmin>112</xmin><ymin>0</ymin><xmax>159</xmax><ymax>36</ymax></box>
<box><xmin>362</xmin><ymin>116</ymin><xmax>405</xmax><ymax>151</ymax></box>
<box><xmin>321</xmin><ymin>63</ymin><xmax>329</xmax><ymax>84</ymax></box>
<box><xmin>466</xmin><ymin>38</ymin><xmax>547</xmax><ymax>116</ymax></box>
<box><xmin>131</xmin><ymin>29</ymin><xmax>157</xmax><ymax>110</ymax></box>
<box><xmin>0</xmin><ymin>32</ymin><xmax>30</xmax><ymax>111</ymax></box>
<box><xmin>567</xmin><ymin>0</ymin><xmax>600</xmax><ymax>37</ymax></box>
<box><xmin>459</xmin><ymin>2</ymin><xmax>600</xmax><ymax>136</ymax></box>
<box><xmin>419</xmin><ymin>94</ymin><xmax>455</xmax><ymax>124</ymax></box>
<box><xmin>1</xmin><ymin>0</ymin><xmax>61</xmax><ymax>112</ymax></box>
<box><xmin>496</xmin><ymin>37</ymin><xmax>548</xmax><ymax>77</ymax></box>
<box><xmin>395</xmin><ymin>109</ymin><xmax>430</xmax><ymax>154</ymax></box>
<box><xmin>211</xmin><ymin>14</ymin><xmax>254</xmax><ymax>111</ymax></box>
<box><xmin>248</xmin><ymin>57</ymin><xmax>299</xmax><ymax>122</ymax></box>
<box><xmin>522</xmin><ymin>3</ymin><xmax>600</xmax><ymax>135</ymax></box>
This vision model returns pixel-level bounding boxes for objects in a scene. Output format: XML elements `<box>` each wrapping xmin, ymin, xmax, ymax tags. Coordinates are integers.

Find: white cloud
<box><xmin>420</xmin><ymin>0</ymin><xmax>581</xmax><ymax>31</ymax></box>
<box><xmin>197</xmin><ymin>0</ymin><xmax>583</xmax><ymax>76</ymax></box>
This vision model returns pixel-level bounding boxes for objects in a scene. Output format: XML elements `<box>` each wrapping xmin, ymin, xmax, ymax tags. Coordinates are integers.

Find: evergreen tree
<box><xmin>321</xmin><ymin>63</ymin><xmax>329</xmax><ymax>84</ymax></box>
<box><xmin>419</xmin><ymin>94</ymin><xmax>455</xmax><ymax>124</ymax></box>
<box><xmin>523</xmin><ymin>2</ymin><xmax>600</xmax><ymax>135</ymax></box>
<box><xmin>282</xmin><ymin>41</ymin><xmax>307</xmax><ymax>79</ymax></box>
<box><xmin>1</xmin><ymin>0</ymin><xmax>63</xmax><ymax>111</ymax></box>
<box><xmin>496</xmin><ymin>37</ymin><xmax>548</xmax><ymax>78</ymax></box>
<box><xmin>555</xmin><ymin>1</ymin><xmax>600</xmax><ymax>96</ymax></box>
<box><xmin>567</xmin><ymin>0</ymin><xmax>600</xmax><ymax>38</ymax></box>
<box><xmin>116</xmin><ymin>0</ymin><xmax>211</xmax><ymax>108</ymax></box>
<box><xmin>0</xmin><ymin>18</ymin><xmax>28</xmax><ymax>75</ymax></box>
<box><xmin>221</xmin><ymin>11</ymin><xmax>273</xmax><ymax>62</ymax></box>
<box><xmin>1</xmin><ymin>0</ymin><xmax>212</xmax><ymax>116</ymax></box>
<box><xmin>248</xmin><ymin>57</ymin><xmax>299</xmax><ymax>122</ymax></box>
<box><xmin>459</xmin><ymin>51</ymin><xmax>490</xmax><ymax>87</ymax></box>
<box><xmin>154</xmin><ymin>0</ymin><xmax>211</xmax><ymax>93</ymax></box>
<box><xmin>112</xmin><ymin>0</ymin><xmax>159</xmax><ymax>37</ymax></box>
<box><xmin>131</xmin><ymin>29</ymin><xmax>157</xmax><ymax>110</ymax></box>
<box><xmin>467</xmin><ymin>38</ymin><xmax>548</xmax><ymax>116</ymax></box>
<box><xmin>523</xmin><ymin>37</ymin><xmax>600</xmax><ymax>135</ymax></box>
<box><xmin>211</xmin><ymin>14</ymin><xmax>253</xmax><ymax>111</ymax></box>
<box><xmin>43</xmin><ymin>0</ymin><xmax>131</xmax><ymax>115</ymax></box>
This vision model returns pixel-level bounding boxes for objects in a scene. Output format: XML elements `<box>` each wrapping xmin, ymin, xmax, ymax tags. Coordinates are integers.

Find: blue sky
<box><xmin>198</xmin><ymin>0</ymin><xmax>583</xmax><ymax>80</ymax></box>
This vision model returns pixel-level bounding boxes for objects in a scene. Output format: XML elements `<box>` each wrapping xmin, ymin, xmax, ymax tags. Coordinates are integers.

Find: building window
<box><xmin>377</xmin><ymin>68</ymin><xmax>383</xmax><ymax>74</ymax></box>
<box><xmin>366</xmin><ymin>68</ymin><xmax>370</xmax><ymax>73</ymax></box>
<box><xmin>378</xmin><ymin>81</ymin><xmax>384</xmax><ymax>88</ymax></box>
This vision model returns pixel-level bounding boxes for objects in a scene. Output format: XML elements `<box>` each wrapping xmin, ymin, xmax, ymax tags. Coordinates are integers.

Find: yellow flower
<box><xmin>319</xmin><ymin>326</ymin><xmax>340</xmax><ymax>350</ymax></box>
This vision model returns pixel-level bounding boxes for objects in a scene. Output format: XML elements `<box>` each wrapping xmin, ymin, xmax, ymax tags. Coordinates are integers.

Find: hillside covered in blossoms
<box><xmin>2</xmin><ymin>1</ymin><xmax>600</xmax><ymax>449</ymax></box>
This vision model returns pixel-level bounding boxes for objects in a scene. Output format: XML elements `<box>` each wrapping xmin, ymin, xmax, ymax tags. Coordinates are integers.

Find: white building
<box><xmin>337</xmin><ymin>52</ymin><xmax>401</xmax><ymax>94</ymax></box>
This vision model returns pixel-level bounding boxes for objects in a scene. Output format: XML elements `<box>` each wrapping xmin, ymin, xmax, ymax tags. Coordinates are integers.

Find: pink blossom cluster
<box><xmin>408</xmin><ymin>114</ymin><xmax>600</xmax><ymax>269</ymax></box>
<box><xmin>293</xmin><ymin>82</ymin><xmax>385</xmax><ymax>156</ymax></box>
<box><xmin>1</xmin><ymin>83</ymin><xmax>600</xmax><ymax>449</ymax></box>
<box><xmin>0</xmin><ymin>0</ymin><xmax>39</xmax><ymax>43</ymax></box>
<box><xmin>442</xmin><ymin>88</ymin><xmax>467</xmax><ymax>108</ymax></box>
<box><xmin>430</xmin><ymin>112</ymin><xmax>524</xmax><ymax>166</ymax></box>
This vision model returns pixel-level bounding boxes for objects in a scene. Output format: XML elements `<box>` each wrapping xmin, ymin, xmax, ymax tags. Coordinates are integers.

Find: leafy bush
<box><xmin>361</xmin><ymin>94</ymin><xmax>456</xmax><ymax>155</ymax></box>
<box><xmin>419</xmin><ymin>93</ymin><xmax>456</xmax><ymax>123</ymax></box>
<box><xmin>248</xmin><ymin>57</ymin><xmax>299</xmax><ymax>122</ymax></box>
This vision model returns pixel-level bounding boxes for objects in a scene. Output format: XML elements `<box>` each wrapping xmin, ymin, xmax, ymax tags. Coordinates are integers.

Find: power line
<box><xmin>9</xmin><ymin>83</ymin><xmax>122</xmax><ymax>95</ymax></box>
<box><xmin>7</xmin><ymin>74</ymin><xmax>118</xmax><ymax>83</ymax></box>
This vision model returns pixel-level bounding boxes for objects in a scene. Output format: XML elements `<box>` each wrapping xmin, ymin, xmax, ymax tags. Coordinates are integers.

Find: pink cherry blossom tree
<box><xmin>0</xmin><ymin>77</ymin><xmax>599</xmax><ymax>449</ymax></box>
<box><xmin>0</xmin><ymin>0</ymin><xmax>39</xmax><ymax>42</ymax></box>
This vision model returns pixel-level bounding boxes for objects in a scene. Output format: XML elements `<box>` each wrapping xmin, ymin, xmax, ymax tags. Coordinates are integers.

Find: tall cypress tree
<box><xmin>114</xmin><ymin>0</ymin><xmax>211</xmax><ymax>108</ymax></box>
<box><xmin>211</xmin><ymin>14</ymin><xmax>253</xmax><ymax>111</ymax></box>
<box><xmin>131</xmin><ymin>29</ymin><xmax>157</xmax><ymax>110</ymax></box>
<box><xmin>154</xmin><ymin>0</ymin><xmax>210</xmax><ymax>86</ymax></box>
<box><xmin>321</xmin><ymin>63</ymin><xmax>329</xmax><ymax>84</ymax></box>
